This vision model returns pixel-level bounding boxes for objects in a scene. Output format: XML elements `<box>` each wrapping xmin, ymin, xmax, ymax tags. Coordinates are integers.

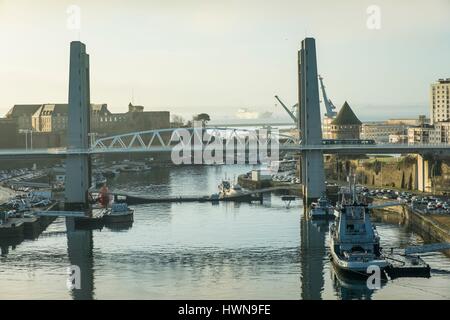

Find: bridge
<box><xmin>3</xmin><ymin>38</ymin><xmax>446</xmax><ymax>210</ymax></box>
<box><xmin>1</xmin><ymin>140</ymin><xmax>449</xmax><ymax>157</ymax></box>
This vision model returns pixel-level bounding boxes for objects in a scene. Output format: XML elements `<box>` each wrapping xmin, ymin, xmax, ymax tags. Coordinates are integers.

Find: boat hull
<box><xmin>0</xmin><ymin>222</ymin><xmax>24</xmax><ymax>239</ymax></box>
<box><xmin>330</xmin><ymin>249</ymin><xmax>389</xmax><ymax>279</ymax></box>
<box><xmin>309</xmin><ymin>208</ymin><xmax>335</xmax><ymax>220</ymax></box>
<box><xmin>103</xmin><ymin>211</ymin><xmax>134</xmax><ymax>224</ymax></box>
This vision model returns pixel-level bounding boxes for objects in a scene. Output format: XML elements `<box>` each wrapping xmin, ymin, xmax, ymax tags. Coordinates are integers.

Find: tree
<box><xmin>193</xmin><ymin>113</ymin><xmax>211</xmax><ymax>124</ymax></box>
<box><xmin>171</xmin><ymin>114</ymin><xmax>185</xmax><ymax>127</ymax></box>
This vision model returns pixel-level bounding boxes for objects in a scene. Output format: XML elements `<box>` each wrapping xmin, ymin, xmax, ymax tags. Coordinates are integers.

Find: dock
<box><xmin>109</xmin><ymin>185</ymin><xmax>301</xmax><ymax>205</ymax></box>
<box><xmin>73</xmin><ymin>209</ymin><xmax>106</xmax><ymax>230</ymax></box>
<box><xmin>0</xmin><ymin>203</ymin><xmax>59</xmax><ymax>240</ymax></box>
<box><xmin>121</xmin><ymin>193</ymin><xmax>262</xmax><ymax>205</ymax></box>
<box><xmin>384</xmin><ymin>251</ymin><xmax>431</xmax><ymax>279</ymax></box>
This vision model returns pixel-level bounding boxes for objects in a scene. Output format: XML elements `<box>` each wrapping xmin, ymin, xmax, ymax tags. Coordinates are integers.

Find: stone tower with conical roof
<box><xmin>330</xmin><ymin>101</ymin><xmax>361</xmax><ymax>139</ymax></box>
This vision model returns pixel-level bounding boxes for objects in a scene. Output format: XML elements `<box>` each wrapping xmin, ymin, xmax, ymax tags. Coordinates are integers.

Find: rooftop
<box><xmin>331</xmin><ymin>101</ymin><xmax>362</xmax><ymax>126</ymax></box>
<box><xmin>5</xmin><ymin>104</ymin><xmax>41</xmax><ymax>118</ymax></box>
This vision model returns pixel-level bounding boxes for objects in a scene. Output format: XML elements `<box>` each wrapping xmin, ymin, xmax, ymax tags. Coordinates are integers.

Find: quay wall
<box><xmin>372</xmin><ymin>201</ymin><xmax>450</xmax><ymax>256</ymax></box>
<box><xmin>325</xmin><ymin>156</ymin><xmax>450</xmax><ymax>193</ymax></box>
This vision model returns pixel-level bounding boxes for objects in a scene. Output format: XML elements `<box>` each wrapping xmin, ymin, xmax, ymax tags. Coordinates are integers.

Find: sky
<box><xmin>0</xmin><ymin>0</ymin><xmax>449</xmax><ymax>122</ymax></box>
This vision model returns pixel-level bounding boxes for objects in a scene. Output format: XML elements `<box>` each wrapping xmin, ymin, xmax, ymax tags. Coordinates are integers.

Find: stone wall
<box><xmin>325</xmin><ymin>155</ymin><xmax>450</xmax><ymax>193</ymax></box>
<box><xmin>355</xmin><ymin>156</ymin><xmax>418</xmax><ymax>190</ymax></box>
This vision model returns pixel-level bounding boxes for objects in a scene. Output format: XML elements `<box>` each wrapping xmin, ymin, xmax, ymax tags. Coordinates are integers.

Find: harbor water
<box><xmin>1</xmin><ymin>165</ymin><xmax>450</xmax><ymax>299</ymax></box>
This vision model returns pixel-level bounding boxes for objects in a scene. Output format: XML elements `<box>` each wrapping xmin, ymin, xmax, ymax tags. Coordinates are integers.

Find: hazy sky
<box><xmin>0</xmin><ymin>0</ymin><xmax>449</xmax><ymax>121</ymax></box>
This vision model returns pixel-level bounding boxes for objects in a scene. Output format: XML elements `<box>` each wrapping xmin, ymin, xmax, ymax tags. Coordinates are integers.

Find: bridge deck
<box><xmin>1</xmin><ymin>143</ymin><xmax>450</xmax><ymax>158</ymax></box>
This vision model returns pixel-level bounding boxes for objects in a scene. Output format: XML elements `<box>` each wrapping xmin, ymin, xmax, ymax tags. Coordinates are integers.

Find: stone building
<box><xmin>5</xmin><ymin>104</ymin><xmax>41</xmax><ymax>130</ymax></box>
<box><xmin>2</xmin><ymin>102</ymin><xmax>170</xmax><ymax>148</ymax></box>
<box><xmin>29</xmin><ymin>102</ymin><xmax>169</xmax><ymax>135</ymax></box>
<box><xmin>329</xmin><ymin>101</ymin><xmax>362</xmax><ymax>139</ymax></box>
<box><xmin>97</xmin><ymin>103</ymin><xmax>170</xmax><ymax>135</ymax></box>
<box><xmin>0</xmin><ymin>118</ymin><xmax>18</xmax><ymax>148</ymax></box>
<box><xmin>31</xmin><ymin>103</ymin><xmax>111</xmax><ymax>133</ymax></box>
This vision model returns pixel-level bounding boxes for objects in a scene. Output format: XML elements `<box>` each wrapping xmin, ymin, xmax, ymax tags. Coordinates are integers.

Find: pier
<box><xmin>109</xmin><ymin>185</ymin><xmax>301</xmax><ymax>205</ymax></box>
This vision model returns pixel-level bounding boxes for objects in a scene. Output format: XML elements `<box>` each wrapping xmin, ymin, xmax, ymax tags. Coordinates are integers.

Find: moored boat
<box><xmin>308</xmin><ymin>194</ymin><xmax>334</xmax><ymax>220</ymax></box>
<box><xmin>0</xmin><ymin>214</ymin><xmax>24</xmax><ymax>239</ymax></box>
<box><xmin>217</xmin><ymin>179</ymin><xmax>261</xmax><ymax>202</ymax></box>
<box><xmin>218</xmin><ymin>180</ymin><xmax>243</xmax><ymax>198</ymax></box>
<box><xmin>103</xmin><ymin>203</ymin><xmax>134</xmax><ymax>224</ymax></box>
<box><xmin>329</xmin><ymin>182</ymin><xmax>389</xmax><ymax>278</ymax></box>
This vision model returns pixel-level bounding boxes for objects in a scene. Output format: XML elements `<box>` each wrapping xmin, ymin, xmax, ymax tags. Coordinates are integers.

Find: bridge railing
<box><xmin>91</xmin><ymin>127</ymin><xmax>299</xmax><ymax>151</ymax></box>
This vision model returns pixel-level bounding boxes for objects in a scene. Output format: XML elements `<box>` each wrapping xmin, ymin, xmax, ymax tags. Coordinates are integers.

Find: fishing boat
<box><xmin>308</xmin><ymin>194</ymin><xmax>334</xmax><ymax>220</ymax></box>
<box><xmin>103</xmin><ymin>203</ymin><xmax>134</xmax><ymax>224</ymax></box>
<box><xmin>329</xmin><ymin>181</ymin><xmax>389</xmax><ymax>278</ymax></box>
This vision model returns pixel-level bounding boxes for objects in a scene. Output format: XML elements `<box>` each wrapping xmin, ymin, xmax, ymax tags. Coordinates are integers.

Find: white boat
<box><xmin>218</xmin><ymin>180</ymin><xmax>245</xmax><ymax>198</ymax></box>
<box><xmin>120</xmin><ymin>162</ymin><xmax>151</xmax><ymax>173</ymax></box>
<box><xmin>235</xmin><ymin>108</ymin><xmax>273</xmax><ymax>120</ymax></box>
<box><xmin>308</xmin><ymin>195</ymin><xmax>334</xmax><ymax>220</ymax></box>
<box><xmin>269</xmin><ymin>159</ymin><xmax>296</xmax><ymax>174</ymax></box>
<box><xmin>329</xmin><ymin>184</ymin><xmax>389</xmax><ymax>277</ymax></box>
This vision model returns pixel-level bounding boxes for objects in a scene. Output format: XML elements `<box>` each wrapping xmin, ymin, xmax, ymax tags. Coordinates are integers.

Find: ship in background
<box><xmin>235</xmin><ymin>108</ymin><xmax>273</xmax><ymax>120</ymax></box>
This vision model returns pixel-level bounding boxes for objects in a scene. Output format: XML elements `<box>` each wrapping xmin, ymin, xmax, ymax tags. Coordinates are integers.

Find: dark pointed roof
<box><xmin>331</xmin><ymin>101</ymin><xmax>361</xmax><ymax>125</ymax></box>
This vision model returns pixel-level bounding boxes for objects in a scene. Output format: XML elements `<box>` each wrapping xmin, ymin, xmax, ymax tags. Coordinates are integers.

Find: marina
<box><xmin>0</xmin><ymin>2</ymin><xmax>449</xmax><ymax>303</ymax></box>
<box><xmin>1</xmin><ymin>165</ymin><xmax>449</xmax><ymax>299</ymax></box>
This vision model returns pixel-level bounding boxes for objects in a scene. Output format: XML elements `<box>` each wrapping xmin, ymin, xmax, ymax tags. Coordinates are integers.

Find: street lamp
<box><xmin>88</xmin><ymin>132</ymin><xmax>97</xmax><ymax>147</ymax></box>
<box><xmin>18</xmin><ymin>129</ymin><xmax>33</xmax><ymax>150</ymax></box>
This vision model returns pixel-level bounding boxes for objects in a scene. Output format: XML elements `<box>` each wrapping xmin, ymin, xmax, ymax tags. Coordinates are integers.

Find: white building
<box><xmin>322</xmin><ymin>115</ymin><xmax>334</xmax><ymax>139</ymax></box>
<box><xmin>388</xmin><ymin>134</ymin><xmax>408</xmax><ymax>144</ymax></box>
<box><xmin>430</xmin><ymin>78</ymin><xmax>450</xmax><ymax>124</ymax></box>
<box><xmin>361</xmin><ymin>122</ymin><xmax>408</xmax><ymax>143</ymax></box>
<box><xmin>408</xmin><ymin>125</ymin><xmax>441</xmax><ymax>144</ymax></box>
<box><xmin>435</xmin><ymin>121</ymin><xmax>450</xmax><ymax>143</ymax></box>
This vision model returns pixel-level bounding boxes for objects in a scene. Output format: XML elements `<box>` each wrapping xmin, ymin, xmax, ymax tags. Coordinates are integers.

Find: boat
<box><xmin>269</xmin><ymin>159</ymin><xmax>296</xmax><ymax>173</ymax></box>
<box><xmin>0</xmin><ymin>211</ymin><xmax>24</xmax><ymax>239</ymax></box>
<box><xmin>121</xmin><ymin>166</ymin><xmax>140</xmax><ymax>173</ymax></box>
<box><xmin>218</xmin><ymin>180</ymin><xmax>244</xmax><ymax>198</ymax></box>
<box><xmin>93</xmin><ymin>173</ymin><xmax>107</xmax><ymax>188</ymax></box>
<box><xmin>217</xmin><ymin>179</ymin><xmax>262</xmax><ymax>202</ymax></box>
<box><xmin>308</xmin><ymin>194</ymin><xmax>334</xmax><ymax>220</ymax></box>
<box><xmin>120</xmin><ymin>164</ymin><xmax>151</xmax><ymax>173</ymax></box>
<box><xmin>102</xmin><ymin>168</ymin><xmax>120</xmax><ymax>178</ymax></box>
<box><xmin>329</xmin><ymin>181</ymin><xmax>389</xmax><ymax>278</ymax></box>
<box><xmin>235</xmin><ymin>108</ymin><xmax>272</xmax><ymax>120</ymax></box>
<box><xmin>103</xmin><ymin>202</ymin><xmax>134</xmax><ymax>224</ymax></box>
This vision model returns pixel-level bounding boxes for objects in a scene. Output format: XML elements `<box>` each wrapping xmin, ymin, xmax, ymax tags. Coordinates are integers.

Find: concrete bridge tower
<box><xmin>65</xmin><ymin>41</ymin><xmax>91</xmax><ymax>210</ymax></box>
<box><xmin>298</xmin><ymin>38</ymin><xmax>326</xmax><ymax>205</ymax></box>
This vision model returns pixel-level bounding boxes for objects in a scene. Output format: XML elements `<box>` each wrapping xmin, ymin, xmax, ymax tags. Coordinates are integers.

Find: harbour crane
<box><xmin>274</xmin><ymin>95</ymin><xmax>298</xmax><ymax>123</ymax></box>
<box><xmin>318</xmin><ymin>75</ymin><xmax>337</xmax><ymax>118</ymax></box>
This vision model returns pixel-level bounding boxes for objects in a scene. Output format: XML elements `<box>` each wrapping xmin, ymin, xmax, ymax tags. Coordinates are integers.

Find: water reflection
<box><xmin>300</xmin><ymin>216</ymin><xmax>326</xmax><ymax>300</ymax></box>
<box><xmin>66</xmin><ymin>218</ymin><xmax>94</xmax><ymax>300</ymax></box>
<box><xmin>0</xmin><ymin>237</ymin><xmax>23</xmax><ymax>257</ymax></box>
<box><xmin>330</xmin><ymin>267</ymin><xmax>377</xmax><ymax>300</ymax></box>
<box><xmin>1</xmin><ymin>165</ymin><xmax>449</xmax><ymax>299</ymax></box>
